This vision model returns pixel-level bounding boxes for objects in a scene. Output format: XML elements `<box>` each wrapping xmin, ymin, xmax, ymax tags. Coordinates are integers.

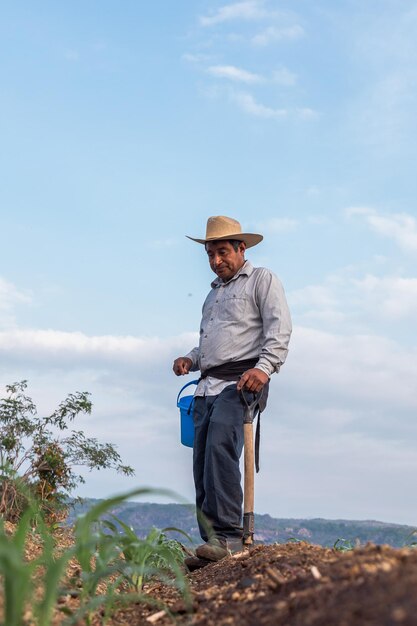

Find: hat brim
<box><xmin>186</xmin><ymin>233</ymin><xmax>263</xmax><ymax>249</ymax></box>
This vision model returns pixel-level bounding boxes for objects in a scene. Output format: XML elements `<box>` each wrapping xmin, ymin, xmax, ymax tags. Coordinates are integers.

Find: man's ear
<box><xmin>239</xmin><ymin>241</ymin><xmax>246</xmax><ymax>254</ymax></box>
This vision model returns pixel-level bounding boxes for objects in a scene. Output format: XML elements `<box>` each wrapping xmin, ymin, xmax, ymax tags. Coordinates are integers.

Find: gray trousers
<box><xmin>193</xmin><ymin>385</ymin><xmax>252</xmax><ymax>542</ymax></box>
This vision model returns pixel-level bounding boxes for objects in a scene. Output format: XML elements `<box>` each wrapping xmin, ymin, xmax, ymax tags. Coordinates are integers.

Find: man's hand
<box><xmin>237</xmin><ymin>368</ymin><xmax>269</xmax><ymax>393</ymax></box>
<box><xmin>173</xmin><ymin>357</ymin><xmax>192</xmax><ymax>376</ymax></box>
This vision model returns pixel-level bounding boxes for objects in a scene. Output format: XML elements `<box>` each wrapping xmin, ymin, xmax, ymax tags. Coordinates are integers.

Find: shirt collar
<box><xmin>211</xmin><ymin>260</ymin><xmax>254</xmax><ymax>288</ymax></box>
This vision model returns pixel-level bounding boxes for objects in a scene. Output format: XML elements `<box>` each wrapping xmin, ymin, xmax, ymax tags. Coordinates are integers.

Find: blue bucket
<box><xmin>177</xmin><ymin>380</ymin><xmax>199</xmax><ymax>448</ymax></box>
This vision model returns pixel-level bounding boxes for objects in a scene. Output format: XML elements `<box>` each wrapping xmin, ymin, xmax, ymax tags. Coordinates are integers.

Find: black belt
<box><xmin>201</xmin><ymin>358</ymin><xmax>269</xmax><ymax>472</ymax></box>
<box><xmin>200</xmin><ymin>358</ymin><xmax>259</xmax><ymax>381</ymax></box>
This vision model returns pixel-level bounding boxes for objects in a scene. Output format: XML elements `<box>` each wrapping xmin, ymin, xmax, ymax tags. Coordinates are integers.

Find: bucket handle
<box><xmin>176</xmin><ymin>379</ymin><xmax>199</xmax><ymax>407</ymax></box>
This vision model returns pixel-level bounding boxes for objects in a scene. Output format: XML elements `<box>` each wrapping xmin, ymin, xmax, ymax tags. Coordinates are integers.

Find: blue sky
<box><xmin>1</xmin><ymin>0</ymin><xmax>417</xmax><ymax>525</ymax></box>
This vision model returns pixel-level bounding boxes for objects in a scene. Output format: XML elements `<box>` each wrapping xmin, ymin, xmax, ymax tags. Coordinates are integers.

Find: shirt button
<box><xmin>204</xmin><ymin>335</ymin><xmax>207</xmax><ymax>338</ymax></box>
<box><xmin>215</xmin><ymin>300</ymin><xmax>218</xmax><ymax>303</ymax></box>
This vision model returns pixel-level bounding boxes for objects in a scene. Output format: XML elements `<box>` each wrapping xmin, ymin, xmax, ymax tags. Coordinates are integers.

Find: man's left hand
<box><xmin>237</xmin><ymin>368</ymin><xmax>269</xmax><ymax>393</ymax></box>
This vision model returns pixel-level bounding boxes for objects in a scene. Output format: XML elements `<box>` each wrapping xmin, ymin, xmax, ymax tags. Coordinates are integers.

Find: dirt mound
<box><xmin>4</xmin><ymin>523</ymin><xmax>417</xmax><ymax>625</ymax></box>
<box><xmin>115</xmin><ymin>542</ymin><xmax>417</xmax><ymax>626</ymax></box>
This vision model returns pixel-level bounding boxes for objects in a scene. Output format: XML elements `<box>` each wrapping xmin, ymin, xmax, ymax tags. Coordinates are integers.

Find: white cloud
<box><xmin>259</xmin><ymin>423</ymin><xmax>417</xmax><ymax>524</ymax></box>
<box><xmin>2</xmin><ymin>271</ymin><xmax>417</xmax><ymax>524</ymax></box>
<box><xmin>182</xmin><ymin>53</ymin><xmax>214</xmax><ymax>64</ymax></box>
<box><xmin>285</xmin><ymin>325</ymin><xmax>417</xmax><ymax>413</ymax></box>
<box><xmin>0</xmin><ymin>277</ymin><xmax>31</xmax><ymax>310</ymax></box>
<box><xmin>1</xmin><ymin>316</ymin><xmax>417</xmax><ymax>523</ymax></box>
<box><xmin>207</xmin><ymin>64</ymin><xmax>263</xmax><ymax>83</ymax></box>
<box><xmin>232</xmin><ymin>91</ymin><xmax>287</xmax><ymax>118</ymax></box>
<box><xmin>229</xmin><ymin>91</ymin><xmax>316</xmax><ymax>120</ymax></box>
<box><xmin>290</xmin><ymin>284</ymin><xmax>340</xmax><ymax>312</ymax></box>
<box><xmin>290</xmin><ymin>260</ymin><xmax>417</xmax><ymax>339</ymax></box>
<box><xmin>296</xmin><ymin>107</ymin><xmax>318</xmax><ymax>120</ymax></box>
<box><xmin>347</xmin><ymin>207</ymin><xmax>417</xmax><ymax>253</ymax></box>
<box><xmin>261</xmin><ymin>324</ymin><xmax>417</xmax><ymax>523</ymax></box>
<box><xmin>353</xmin><ymin>274</ymin><xmax>417</xmax><ymax>319</ymax></box>
<box><xmin>252</xmin><ymin>24</ymin><xmax>304</xmax><ymax>46</ymax></box>
<box><xmin>200</xmin><ymin>1</ymin><xmax>271</xmax><ymax>27</ymax></box>
<box><xmin>0</xmin><ymin>328</ymin><xmax>198</xmax><ymax>370</ymax></box>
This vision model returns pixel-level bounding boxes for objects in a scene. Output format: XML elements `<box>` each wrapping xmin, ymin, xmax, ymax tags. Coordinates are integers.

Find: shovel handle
<box><xmin>243</xmin><ymin>421</ymin><xmax>255</xmax><ymax>545</ymax></box>
<box><xmin>240</xmin><ymin>389</ymin><xmax>264</xmax><ymax>545</ymax></box>
<box><xmin>240</xmin><ymin>388</ymin><xmax>264</xmax><ymax>423</ymax></box>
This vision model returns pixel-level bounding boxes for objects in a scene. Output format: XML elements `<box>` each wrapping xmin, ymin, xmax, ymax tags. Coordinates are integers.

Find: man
<box><xmin>173</xmin><ymin>215</ymin><xmax>292</xmax><ymax>564</ymax></box>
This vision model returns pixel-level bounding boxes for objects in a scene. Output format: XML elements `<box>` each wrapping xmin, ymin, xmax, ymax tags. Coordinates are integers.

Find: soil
<box><xmin>112</xmin><ymin>542</ymin><xmax>417</xmax><ymax>626</ymax></box>
<box><xmin>4</xmin><ymin>523</ymin><xmax>417</xmax><ymax>625</ymax></box>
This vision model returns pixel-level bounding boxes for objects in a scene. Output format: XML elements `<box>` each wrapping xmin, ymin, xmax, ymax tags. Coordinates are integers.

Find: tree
<box><xmin>0</xmin><ymin>380</ymin><xmax>134</xmax><ymax>521</ymax></box>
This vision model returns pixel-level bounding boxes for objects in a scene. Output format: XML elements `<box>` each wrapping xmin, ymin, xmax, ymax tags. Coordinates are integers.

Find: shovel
<box><xmin>240</xmin><ymin>390</ymin><xmax>263</xmax><ymax>546</ymax></box>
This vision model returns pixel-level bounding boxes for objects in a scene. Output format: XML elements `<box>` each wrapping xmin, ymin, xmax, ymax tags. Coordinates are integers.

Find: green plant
<box><xmin>333</xmin><ymin>538</ymin><xmax>355</xmax><ymax>552</ymax></box>
<box><xmin>0</xmin><ymin>487</ymin><xmax>192</xmax><ymax>626</ymax></box>
<box><xmin>0</xmin><ymin>495</ymin><xmax>73</xmax><ymax>626</ymax></box>
<box><xmin>0</xmin><ymin>380</ymin><xmax>134</xmax><ymax>521</ymax></box>
<box><xmin>66</xmin><ymin>488</ymin><xmax>192</xmax><ymax>624</ymax></box>
<box><xmin>0</xmin><ymin>508</ymin><xmax>38</xmax><ymax>626</ymax></box>
<box><xmin>404</xmin><ymin>529</ymin><xmax>417</xmax><ymax>548</ymax></box>
<box><xmin>102</xmin><ymin>517</ymin><xmax>190</xmax><ymax>592</ymax></box>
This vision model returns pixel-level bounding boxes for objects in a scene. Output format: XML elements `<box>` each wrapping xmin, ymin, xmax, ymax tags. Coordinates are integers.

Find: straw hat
<box><xmin>186</xmin><ymin>216</ymin><xmax>263</xmax><ymax>249</ymax></box>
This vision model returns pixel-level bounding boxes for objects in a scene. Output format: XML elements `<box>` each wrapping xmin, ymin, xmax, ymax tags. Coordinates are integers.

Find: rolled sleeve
<box><xmin>184</xmin><ymin>346</ymin><xmax>200</xmax><ymax>372</ymax></box>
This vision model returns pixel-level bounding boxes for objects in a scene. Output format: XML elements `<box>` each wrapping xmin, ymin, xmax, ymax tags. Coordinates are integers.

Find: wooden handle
<box><xmin>244</xmin><ymin>422</ymin><xmax>254</xmax><ymax>514</ymax></box>
<box><xmin>243</xmin><ymin>422</ymin><xmax>255</xmax><ymax>545</ymax></box>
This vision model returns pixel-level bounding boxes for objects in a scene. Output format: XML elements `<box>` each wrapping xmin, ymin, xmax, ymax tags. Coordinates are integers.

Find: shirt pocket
<box><xmin>219</xmin><ymin>295</ymin><xmax>247</xmax><ymax>322</ymax></box>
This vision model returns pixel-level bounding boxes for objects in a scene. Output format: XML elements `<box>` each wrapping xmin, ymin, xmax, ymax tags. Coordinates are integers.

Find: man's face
<box><xmin>206</xmin><ymin>240</ymin><xmax>246</xmax><ymax>282</ymax></box>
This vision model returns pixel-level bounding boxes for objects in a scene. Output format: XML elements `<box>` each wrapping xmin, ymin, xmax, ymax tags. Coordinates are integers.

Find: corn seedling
<box><xmin>0</xmin><ymin>486</ymin><xmax>192</xmax><ymax>626</ymax></box>
<box><xmin>99</xmin><ymin>516</ymin><xmax>192</xmax><ymax>612</ymax></box>
<box><xmin>0</xmin><ymin>508</ymin><xmax>38</xmax><ymax>626</ymax></box>
<box><xmin>0</xmin><ymin>497</ymin><xmax>73</xmax><ymax>626</ymax></box>
<box><xmin>333</xmin><ymin>538</ymin><xmax>355</xmax><ymax>552</ymax></box>
<box><xmin>68</xmin><ymin>487</ymin><xmax>192</xmax><ymax>622</ymax></box>
<box><xmin>102</xmin><ymin>520</ymin><xmax>180</xmax><ymax>590</ymax></box>
<box><xmin>404</xmin><ymin>529</ymin><xmax>417</xmax><ymax>548</ymax></box>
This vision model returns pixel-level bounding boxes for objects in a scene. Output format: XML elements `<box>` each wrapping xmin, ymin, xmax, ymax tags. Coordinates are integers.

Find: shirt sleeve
<box><xmin>254</xmin><ymin>269</ymin><xmax>292</xmax><ymax>377</ymax></box>
<box><xmin>184</xmin><ymin>346</ymin><xmax>200</xmax><ymax>372</ymax></box>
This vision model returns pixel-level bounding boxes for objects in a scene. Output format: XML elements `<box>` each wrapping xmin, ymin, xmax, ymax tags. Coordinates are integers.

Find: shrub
<box><xmin>0</xmin><ymin>380</ymin><xmax>134</xmax><ymax>522</ymax></box>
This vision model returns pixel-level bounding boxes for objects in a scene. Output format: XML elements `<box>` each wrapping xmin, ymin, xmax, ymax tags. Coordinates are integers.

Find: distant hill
<box><xmin>66</xmin><ymin>499</ymin><xmax>416</xmax><ymax>548</ymax></box>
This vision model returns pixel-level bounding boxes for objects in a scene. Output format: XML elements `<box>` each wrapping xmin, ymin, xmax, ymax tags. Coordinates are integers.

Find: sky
<box><xmin>1</xmin><ymin>0</ymin><xmax>417</xmax><ymax>526</ymax></box>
